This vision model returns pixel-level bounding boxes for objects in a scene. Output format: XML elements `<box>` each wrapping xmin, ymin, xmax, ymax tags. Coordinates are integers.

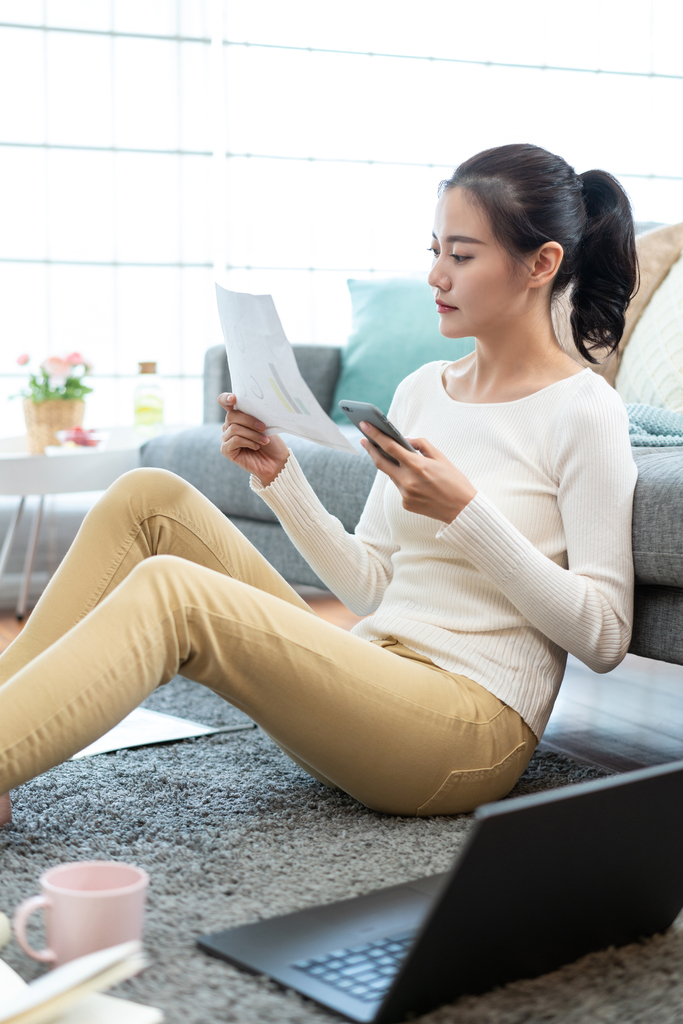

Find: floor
<box><xmin>3</xmin><ymin>596</ymin><xmax>683</xmax><ymax>775</ymax></box>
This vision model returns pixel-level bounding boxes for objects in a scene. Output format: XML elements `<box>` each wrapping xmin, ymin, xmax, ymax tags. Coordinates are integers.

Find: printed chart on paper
<box><xmin>215</xmin><ymin>285</ymin><xmax>355</xmax><ymax>453</ymax></box>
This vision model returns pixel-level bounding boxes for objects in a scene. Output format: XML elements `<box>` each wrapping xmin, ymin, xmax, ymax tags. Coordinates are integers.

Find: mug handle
<box><xmin>13</xmin><ymin>896</ymin><xmax>57</xmax><ymax>963</ymax></box>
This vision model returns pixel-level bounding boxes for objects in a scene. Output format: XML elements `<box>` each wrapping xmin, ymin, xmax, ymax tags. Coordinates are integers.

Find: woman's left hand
<box><xmin>360</xmin><ymin>422</ymin><xmax>477</xmax><ymax>524</ymax></box>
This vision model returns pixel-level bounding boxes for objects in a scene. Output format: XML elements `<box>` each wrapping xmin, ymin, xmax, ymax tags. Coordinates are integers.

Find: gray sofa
<box><xmin>142</xmin><ymin>344</ymin><xmax>683</xmax><ymax>668</ymax></box>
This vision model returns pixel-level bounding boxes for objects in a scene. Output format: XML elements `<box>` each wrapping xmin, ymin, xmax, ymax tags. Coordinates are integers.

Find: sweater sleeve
<box><xmin>250</xmin><ymin>452</ymin><xmax>397</xmax><ymax>614</ymax></box>
<box><xmin>249</xmin><ymin>382</ymin><xmax>419</xmax><ymax>614</ymax></box>
<box><xmin>436</xmin><ymin>381</ymin><xmax>637</xmax><ymax>672</ymax></box>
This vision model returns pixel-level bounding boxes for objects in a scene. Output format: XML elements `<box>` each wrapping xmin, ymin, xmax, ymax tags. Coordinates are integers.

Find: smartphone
<box><xmin>338</xmin><ymin>400</ymin><xmax>417</xmax><ymax>466</ymax></box>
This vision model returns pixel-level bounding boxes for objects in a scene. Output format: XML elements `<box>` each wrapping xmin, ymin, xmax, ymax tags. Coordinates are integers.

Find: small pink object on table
<box><xmin>55</xmin><ymin>426</ymin><xmax>105</xmax><ymax>447</ymax></box>
<box><xmin>13</xmin><ymin>861</ymin><xmax>149</xmax><ymax>967</ymax></box>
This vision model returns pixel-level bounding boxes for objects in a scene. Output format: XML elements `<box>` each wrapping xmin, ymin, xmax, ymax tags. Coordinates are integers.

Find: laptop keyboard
<box><xmin>292</xmin><ymin>930</ymin><xmax>416</xmax><ymax>1003</ymax></box>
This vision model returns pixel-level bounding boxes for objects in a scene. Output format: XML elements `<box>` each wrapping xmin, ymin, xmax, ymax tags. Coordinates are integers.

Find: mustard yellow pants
<box><xmin>0</xmin><ymin>468</ymin><xmax>536</xmax><ymax>816</ymax></box>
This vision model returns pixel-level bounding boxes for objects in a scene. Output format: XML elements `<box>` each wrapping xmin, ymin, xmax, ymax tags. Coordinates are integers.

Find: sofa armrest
<box><xmin>203</xmin><ymin>344</ymin><xmax>342</xmax><ymax>423</ymax></box>
<box><xmin>632</xmin><ymin>448</ymin><xmax>683</xmax><ymax>588</ymax></box>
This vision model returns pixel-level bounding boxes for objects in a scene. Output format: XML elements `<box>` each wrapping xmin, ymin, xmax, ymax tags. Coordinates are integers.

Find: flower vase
<box><xmin>23</xmin><ymin>398</ymin><xmax>85</xmax><ymax>455</ymax></box>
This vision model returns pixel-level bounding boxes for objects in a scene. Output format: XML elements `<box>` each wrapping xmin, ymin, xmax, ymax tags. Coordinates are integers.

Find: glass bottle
<box><xmin>133</xmin><ymin>362</ymin><xmax>164</xmax><ymax>435</ymax></box>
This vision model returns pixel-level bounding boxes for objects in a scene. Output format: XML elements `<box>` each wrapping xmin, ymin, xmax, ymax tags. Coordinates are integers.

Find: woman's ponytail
<box><xmin>570</xmin><ymin>170</ymin><xmax>639</xmax><ymax>363</ymax></box>
<box><xmin>440</xmin><ymin>146</ymin><xmax>639</xmax><ymax>365</ymax></box>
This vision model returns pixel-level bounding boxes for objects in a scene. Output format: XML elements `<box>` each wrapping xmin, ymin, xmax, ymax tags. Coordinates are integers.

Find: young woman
<box><xmin>0</xmin><ymin>144</ymin><xmax>637</xmax><ymax>827</ymax></box>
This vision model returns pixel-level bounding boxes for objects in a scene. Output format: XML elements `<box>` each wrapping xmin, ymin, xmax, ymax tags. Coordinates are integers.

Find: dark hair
<box><xmin>438</xmin><ymin>144</ymin><xmax>639</xmax><ymax>363</ymax></box>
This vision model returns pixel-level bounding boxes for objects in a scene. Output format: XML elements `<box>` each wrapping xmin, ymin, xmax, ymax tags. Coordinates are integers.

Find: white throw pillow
<box><xmin>616</xmin><ymin>252</ymin><xmax>683</xmax><ymax>413</ymax></box>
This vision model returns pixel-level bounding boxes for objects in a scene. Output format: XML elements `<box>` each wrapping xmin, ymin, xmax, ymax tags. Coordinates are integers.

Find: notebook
<box><xmin>0</xmin><ymin>941</ymin><xmax>163</xmax><ymax>1024</ymax></box>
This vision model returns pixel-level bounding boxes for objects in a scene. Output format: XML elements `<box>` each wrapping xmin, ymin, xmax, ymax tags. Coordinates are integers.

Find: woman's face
<box><xmin>428</xmin><ymin>186</ymin><xmax>532</xmax><ymax>340</ymax></box>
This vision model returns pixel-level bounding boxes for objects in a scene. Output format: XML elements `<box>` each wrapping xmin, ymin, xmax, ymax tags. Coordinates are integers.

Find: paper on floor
<box><xmin>71</xmin><ymin>708</ymin><xmax>252</xmax><ymax>759</ymax></box>
<box><xmin>215</xmin><ymin>285</ymin><xmax>356</xmax><ymax>454</ymax></box>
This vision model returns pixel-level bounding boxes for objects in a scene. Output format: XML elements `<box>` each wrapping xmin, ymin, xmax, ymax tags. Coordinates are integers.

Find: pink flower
<box><xmin>65</xmin><ymin>351</ymin><xmax>92</xmax><ymax>372</ymax></box>
<box><xmin>41</xmin><ymin>356</ymin><xmax>72</xmax><ymax>385</ymax></box>
<box><xmin>16</xmin><ymin>353</ymin><xmax>30</xmax><ymax>366</ymax></box>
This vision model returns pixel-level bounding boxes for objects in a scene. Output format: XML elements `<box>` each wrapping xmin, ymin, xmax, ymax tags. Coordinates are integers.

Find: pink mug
<box><xmin>13</xmin><ymin>861</ymin><xmax>149</xmax><ymax>967</ymax></box>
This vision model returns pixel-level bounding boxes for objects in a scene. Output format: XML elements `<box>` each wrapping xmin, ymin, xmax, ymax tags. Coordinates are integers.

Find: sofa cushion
<box><xmin>141</xmin><ymin>425</ymin><xmax>377</xmax><ymax>531</ymax></box>
<box><xmin>331</xmin><ymin>277</ymin><xmax>475</xmax><ymax>423</ymax></box>
<box><xmin>632</xmin><ymin>448</ymin><xmax>683</xmax><ymax>588</ymax></box>
<box><xmin>615</xmin><ymin>252</ymin><xmax>683</xmax><ymax>412</ymax></box>
<box><xmin>551</xmin><ymin>222</ymin><xmax>683</xmax><ymax>385</ymax></box>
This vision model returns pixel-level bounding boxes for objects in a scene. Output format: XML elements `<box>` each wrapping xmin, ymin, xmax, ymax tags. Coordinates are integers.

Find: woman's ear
<box><xmin>527</xmin><ymin>242</ymin><xmax>564</xmax><ymax>289</ymax></box>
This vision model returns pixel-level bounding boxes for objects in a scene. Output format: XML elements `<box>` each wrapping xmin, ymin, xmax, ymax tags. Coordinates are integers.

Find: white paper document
<box><xmin>215</xmin><ymin>285</ymin><xmax>356</xmax><ymax>454</ymax></box>
<box><xmin>71</xmin><ymin>708</ymin><xmax>254</xmax><ymax>759</ymax></box>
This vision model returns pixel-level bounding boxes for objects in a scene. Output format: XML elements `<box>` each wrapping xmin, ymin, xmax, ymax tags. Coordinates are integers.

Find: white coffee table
<box><xmin>0</xmin><ymin>427</ymin><xmax>146</xmax><ymax>619</ymax></box>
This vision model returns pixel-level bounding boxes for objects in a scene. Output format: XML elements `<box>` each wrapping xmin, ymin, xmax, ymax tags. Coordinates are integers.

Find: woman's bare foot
<box><xmin>0</xmin><ymin>793</ymin><xmax>11</xmax><ymax>827</ymax></box>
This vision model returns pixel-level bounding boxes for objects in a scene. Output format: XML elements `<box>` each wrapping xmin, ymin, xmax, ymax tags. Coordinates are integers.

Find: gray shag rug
<box><xmin>1</xmin><ymin>677</ymin><xmax>680</xmax><ymax>1024</ymax></box>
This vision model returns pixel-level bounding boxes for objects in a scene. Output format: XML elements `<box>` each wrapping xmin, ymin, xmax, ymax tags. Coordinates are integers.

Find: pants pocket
<box><xmin>416</xmin><ymin>738</ymin><xmax>532</xmax><ymax>817</ymax></box>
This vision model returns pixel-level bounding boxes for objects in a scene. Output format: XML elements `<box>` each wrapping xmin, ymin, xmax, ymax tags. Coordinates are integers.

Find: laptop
<box><xmin>198</xmin><ymin>760</ymin><xmax>683</xmax><ymax>1023</ymax></box>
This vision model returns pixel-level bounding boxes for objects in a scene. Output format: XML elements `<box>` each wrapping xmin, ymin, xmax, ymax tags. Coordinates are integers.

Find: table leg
<box><xmin>17</xmin><ymin>496</ymin><xmax>44</xmax><ymax>621</ymax></box>
<box><xmin>0</xmin><ymin>496</ymin><xmax>26</xmax><ymax>582</ymax></box>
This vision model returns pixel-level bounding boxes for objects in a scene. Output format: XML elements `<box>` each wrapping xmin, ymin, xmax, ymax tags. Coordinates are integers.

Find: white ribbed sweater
<box><xmin>251</xmin><ymin>362</ymin><xmax>638</xmax><ymax>739</ymax></box>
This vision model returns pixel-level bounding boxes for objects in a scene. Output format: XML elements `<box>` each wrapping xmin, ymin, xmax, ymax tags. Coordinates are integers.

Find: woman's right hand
<box><xmin>218</xmin><ymin>394</ymin><xmax>289</xmax><ymax>487</ymax></box>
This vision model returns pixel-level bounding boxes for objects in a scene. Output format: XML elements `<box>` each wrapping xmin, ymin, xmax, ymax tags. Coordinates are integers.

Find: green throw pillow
<box><xmin>331</xmin><ymin>277</ymin><xmax>476</xmax><ymax>423</ymax></box>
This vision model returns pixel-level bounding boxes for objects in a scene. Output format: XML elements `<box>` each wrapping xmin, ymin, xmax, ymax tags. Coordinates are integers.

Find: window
<box><xmin>0</xmin><ymin>1</ymin><xmax>214</xmax><ymax>432</ymax></box>
<box><xmin>1</xmin><ymin>0</ymin><xmax>681</xmax><ymax>434</ymax></box>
